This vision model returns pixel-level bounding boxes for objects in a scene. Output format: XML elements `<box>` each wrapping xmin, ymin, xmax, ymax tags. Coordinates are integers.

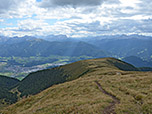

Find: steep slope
<box><xmin>0</xmin><ymin>76</ymin><xmax>20</xmax><ymax>106</ymax></box>
<box><xmin>16</xmin><ymin>60</ymin><xmax>89</xmax><ymax>97</ymax></box>
<box><xmin>14</xmin><ymin>58</ymin><xmax>138</xmax><ymax>97</ymax></box>
<box><xmin>1</xmin><ymin>58</ymin><xmax>151</xmax><ymax>114</ymax></box>
<box><xmin>0</xmin><ymin>75</ymin><xmax>19</xmax><ymax>89</ymax></box>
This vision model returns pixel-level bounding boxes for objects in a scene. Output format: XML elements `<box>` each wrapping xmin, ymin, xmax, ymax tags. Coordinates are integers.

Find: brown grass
<box><xmin>1</xmin><ymin>58</ymin><xmax>152</xmax><ymax>114</ymax></box>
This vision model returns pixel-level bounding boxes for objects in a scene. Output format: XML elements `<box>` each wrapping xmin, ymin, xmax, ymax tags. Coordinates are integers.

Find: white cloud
<box><xmin>0</xmin><ymin>19</ymin><xmax>4</xmax><ymax>22</ymax></box>
<box><xmin>0</xmin><ymin>0</ymin><xmax>39</xmax><ymax>18</ymax></box>
<box><xmin>0</xmin><ymin>0</ymin><xmax>152</xmax><ymax>37</ymax></box>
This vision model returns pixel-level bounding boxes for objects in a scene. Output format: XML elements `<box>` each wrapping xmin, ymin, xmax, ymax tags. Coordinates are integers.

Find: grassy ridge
<box><xmin>16</xmin><ymin>57</ymin><xmax>138</xmax><ymax>97</ymax></box>
<box><xmin>1</xmin><ymin>58</ymin><xmax>152</xmax><ymax>113</ymax></box>
<box><xmin>16</xmin><ymin>60</ymin><xmax>89</xmax><ymax>97</ymax></box>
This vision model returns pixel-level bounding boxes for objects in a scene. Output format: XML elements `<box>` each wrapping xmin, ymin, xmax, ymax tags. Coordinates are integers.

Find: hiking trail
<box><xmin>95</xmin><ymin>81</ymin><xmax>120</xmax><ymax>114</ymax></box>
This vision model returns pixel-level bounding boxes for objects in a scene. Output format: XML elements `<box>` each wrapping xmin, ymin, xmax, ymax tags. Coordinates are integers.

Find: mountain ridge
<box><xmin>4</xmin><ymin>57</ymin><xmax>139</xmax><ymax>98</ymax></box>
<box><xmin>0</xmin><ymin>40</ymin><xmax>109</xmax><ymax>57</ymax></box>
<box><xmin>0</xmin><ymin>57</ymin><xmax>151</xmax><ymax>114</ymax></box>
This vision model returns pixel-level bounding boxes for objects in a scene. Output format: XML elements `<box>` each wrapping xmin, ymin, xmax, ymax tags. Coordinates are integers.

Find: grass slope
<box><xmin>16</xmin><ymin>60</ymin><xmax>89</xmax><ymax>97</ymax></box>
<box><xmin>1</xmin><ymin>58</ymin><xmax>152</xmax><ymax>114</ymax></box>
<box><xmin>15</xmin><ymin>58</ymin><xmax>138</xmax><ymax>97</ymax></box>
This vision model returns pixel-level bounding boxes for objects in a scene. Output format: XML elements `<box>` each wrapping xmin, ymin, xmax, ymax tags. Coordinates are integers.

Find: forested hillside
<box><xmin>0</xmin><ymin>76</ymin><xmax>19</xmax><ymax>106</ymax></box>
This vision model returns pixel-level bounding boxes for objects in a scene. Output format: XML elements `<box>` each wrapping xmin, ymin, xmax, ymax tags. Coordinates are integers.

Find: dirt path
<box><xmin>95</xmin><ymin>81</ymin><xmax>120</xmax><ymax>114</ymax></box>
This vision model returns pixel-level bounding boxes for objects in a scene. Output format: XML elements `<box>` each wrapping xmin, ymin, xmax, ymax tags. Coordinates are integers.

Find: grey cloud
<box><xmin>125</xmin><ymin>7</ymin><xmax>134</xmax><ymax>10</ymax></box>
<box><xmin>136</xmin><ymin>0</ymin><xmax>152</xmax><ymax>15</ymax></box>
<box><xmin>104</xmin><ymin>19</ymin><xmax>152</xmax><ymax>34</ymax></box>
<box><xmin>39</xmin><ymin>0</ymin><xmax>104</xmax><ymax>8</ymax></box>
<box><xmin>81</xmin><ymin>7</ymin><xmax>98</xmax><ymax>14</ymax></box>
<box><xmin>61</xmin><ymin>21</ymin><xmax>111</xmax><ymax>36</ymax></box>
<box><xmin>104</xmin><ymin>0</ymin><xmax>120</xmax><ymax>4</ymax></box>
<box><xmin>0</xmin><ymin>0</ymin><xmax>21</xmax><ymax>14</ymax></box>
<box><xmin>61</xmin><ymin>18</ymin><xmax>152</xmax><ymax>36</ymax></box>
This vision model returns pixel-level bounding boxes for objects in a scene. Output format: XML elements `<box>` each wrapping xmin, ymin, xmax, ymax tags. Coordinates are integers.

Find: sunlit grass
<box><xmin>1</xmin><ymin>58</ymin><xmax>152</xmax><ymax>114</ymax></box>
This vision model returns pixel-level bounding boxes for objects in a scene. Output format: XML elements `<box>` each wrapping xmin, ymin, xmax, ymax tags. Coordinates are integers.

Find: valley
<box><xmin>0</xmin><ymin>56</ymin><xmax>92</xmax><ymax>80</ymax></box>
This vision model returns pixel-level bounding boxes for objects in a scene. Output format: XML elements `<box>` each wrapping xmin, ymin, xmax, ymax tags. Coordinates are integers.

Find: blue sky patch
<box><xmin>45</xmin><ymin>18</ymin><xmax>70</xmax><ymax>25</ymax></box>
<box><xmin>36</xmin><ymin>0</ymin><xmax>42</xmax><ymax>2</ymax></box>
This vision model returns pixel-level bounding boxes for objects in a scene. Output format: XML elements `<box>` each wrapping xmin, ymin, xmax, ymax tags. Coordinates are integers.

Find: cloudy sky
<box><xmin>0</xmin><ymin>0</ymin><xmax>152</xmax><ymax>37</ymax></box>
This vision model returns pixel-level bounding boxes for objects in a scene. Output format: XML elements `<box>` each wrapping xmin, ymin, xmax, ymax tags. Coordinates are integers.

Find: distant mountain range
<box><xmin>0</xmin><ymin>34</ymin><xmax>152</xmax><ymax>67</ymax></box>
<box><xmin>0</xmin><ymin>36</ymin><xmax>36</xmax><ymax>44</ymax></box>
<box><xmin>0</xmin><ymin>39</ymin><xmax>109</xmax><ymax>57</ymax></box>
